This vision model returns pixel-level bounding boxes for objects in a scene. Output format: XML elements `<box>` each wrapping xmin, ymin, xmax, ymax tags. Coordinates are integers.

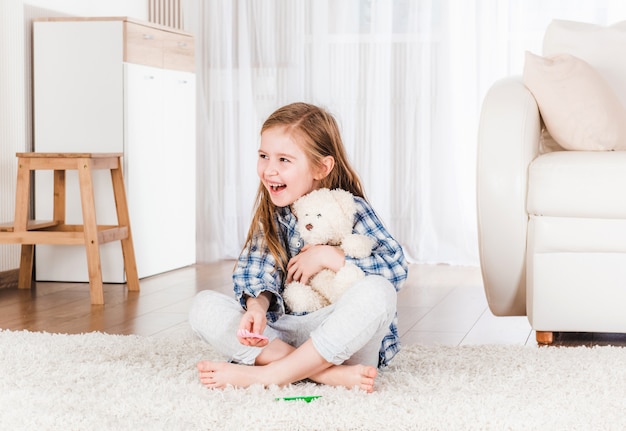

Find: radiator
<box><xmin>149</xmin><ymin>0</ymin><xmax>183</xmax><ymax>30</ymax></box>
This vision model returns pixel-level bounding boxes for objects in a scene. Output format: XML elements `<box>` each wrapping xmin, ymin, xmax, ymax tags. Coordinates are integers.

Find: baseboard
<box><xmin>0</xmin><ymin>269</ymin><xmax>19</xmax><ymax>289</ymax></box>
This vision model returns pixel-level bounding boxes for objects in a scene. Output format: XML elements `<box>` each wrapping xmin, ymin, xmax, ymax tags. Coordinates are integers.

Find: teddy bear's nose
<box><xmin>306</xmin><ymin>223</ymin><xmax>313</xmax><ymax>231</ymax></box>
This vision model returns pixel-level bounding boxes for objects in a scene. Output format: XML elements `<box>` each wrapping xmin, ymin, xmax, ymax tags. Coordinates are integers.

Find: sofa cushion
<box><xmin>527</xmin><ymin>151</ymin><xmax>626</xmax><ymax>218</ymax></box>
<box><xmin>543</xmin><ymin>19</ymin><xmax>626</xmax><ymax>108</ymax></box>
<box><xmin>523</xmin><ymin>51</ymin><xmax>626</xmax><ymax>151</ymax></box>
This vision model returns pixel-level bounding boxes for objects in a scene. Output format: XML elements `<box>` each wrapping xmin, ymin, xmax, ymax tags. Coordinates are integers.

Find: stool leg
<box><xmin>13</xmin><ymin>157</ymin><xmax>31</xmax><ymax>232</ymax></box>
<box><xmin>53</xmin><ymin>170</ymin><xmax>66</xmax><ymax>224</ymax></box>
<box><xmin>77</xmin><ymin>158</ymin><xmax>104</xmax><ymax>305</ymax></box>
<box><xmin>14</xmin><ymin>157</ymin><xmax>33</xmax><ymax>289</ymax></box>
<box><xmin>18</xmin><ymin>245</ymin><xmax>34</xmax><ymax>289</ymax></box>
<box><xmin>110</xmin><ymin>158</ymin><xmax>140</xmax><ymax>292</ymax></box>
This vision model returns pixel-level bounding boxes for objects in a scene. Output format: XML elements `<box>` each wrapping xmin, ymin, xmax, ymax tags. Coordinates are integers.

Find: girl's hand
<box><xmin>286</xmin><ymin>244</ymin><xmax>345</xmax><ymax>284</ymax></box>
<box><xmin>238</xmin><ymin>292</ymin><xmax>271</xmax><ymax>347</ymax></box>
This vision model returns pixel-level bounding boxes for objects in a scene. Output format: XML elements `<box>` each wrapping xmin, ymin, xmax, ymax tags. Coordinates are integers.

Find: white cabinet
<box><xmin>33</xmin><ymin>17</ymin><xmax>196</xmax><ymax>282</ymax></box>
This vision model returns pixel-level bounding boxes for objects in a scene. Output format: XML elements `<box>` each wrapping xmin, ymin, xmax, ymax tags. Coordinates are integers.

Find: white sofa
<box><xmin>477</xmin><ymin>19</ymin><xmax>626</xmax><ymax>344</ymax></box>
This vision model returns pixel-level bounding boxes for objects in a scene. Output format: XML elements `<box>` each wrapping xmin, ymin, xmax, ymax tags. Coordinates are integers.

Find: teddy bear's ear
<box><xmin>330</xmin><ymin>189</ymin><xmax>357</xmax><ymax>219</ymax></box>
<box><xmin>292</xmin><ymin>197</ymin><xmax>301</xmax><ymax>217</ymax></box>
<box><xmin>292</xmin><ymin>188</ymin><xmax>330</xmax><ymax>217</ymax></box>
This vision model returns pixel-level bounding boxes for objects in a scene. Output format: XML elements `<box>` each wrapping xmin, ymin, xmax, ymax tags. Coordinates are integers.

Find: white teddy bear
<box><xmin>282</xmin><ymin>188</ymin><xmax>375</xmax><ymax>314</ymax></box>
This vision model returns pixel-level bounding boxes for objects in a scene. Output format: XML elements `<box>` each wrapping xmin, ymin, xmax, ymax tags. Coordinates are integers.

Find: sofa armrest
<box><xmin>477</xmin><ymin>76</ymin><xmax>542</xmax><ymax>316</ymax></box>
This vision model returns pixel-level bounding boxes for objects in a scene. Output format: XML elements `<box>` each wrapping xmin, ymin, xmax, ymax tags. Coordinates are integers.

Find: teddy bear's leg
<box><xmin>283</xmin><ymin>281</ymin><xmax>329</xmax><ymax>314</ymax></box>
<box><xmin>315</xmin><ymin>264</ymin><xmax>365</xmax><ymax>304</ymax></box>
<box><xmin>309</xmin><ymin>270</ymin><xmax>336</xmax><ymax>303</ymax></box>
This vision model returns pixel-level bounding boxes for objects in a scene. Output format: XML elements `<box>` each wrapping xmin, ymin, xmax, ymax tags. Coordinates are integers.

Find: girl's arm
<box><xmin>286</xmin><ymin>244</ymin><xmax>344</xmax><ymax>284</ymax></box>
<box><xmin>233</xmin><ymin>239</ymin><xmax>286</xmax><ymax>322</ymax></box>
<box><xmin>348</xmin><ymin>197</ymin><xmax>408</xmax><ymax>291</ymax></box>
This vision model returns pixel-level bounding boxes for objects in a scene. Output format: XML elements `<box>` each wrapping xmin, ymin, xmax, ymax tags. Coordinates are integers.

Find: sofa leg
<box><xmin>536</xmin><ymin>331</ymin><xmax>554</xmax><ymax>345</ymax></box>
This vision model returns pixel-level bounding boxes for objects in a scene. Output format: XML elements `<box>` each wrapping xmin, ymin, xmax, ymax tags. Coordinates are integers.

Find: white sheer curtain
<box><xmin>182</xmin><ymin>0</ymin><xmax>626</xmax><ymax>266</ymax></box>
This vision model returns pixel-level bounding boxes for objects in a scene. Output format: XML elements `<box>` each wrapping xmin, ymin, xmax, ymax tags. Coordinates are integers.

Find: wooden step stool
<box><xmin>0</xmin><ymin>153</ymin><xmax>140</xmax><ymax>304</ymax></box>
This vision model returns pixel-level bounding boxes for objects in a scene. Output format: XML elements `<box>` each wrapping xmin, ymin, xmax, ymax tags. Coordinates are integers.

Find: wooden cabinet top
<box><xmin>34</xmin><ymin>17</ymin><xmax>195</xmax><ymax>72</ymax></box>
<box><xmin>34</xmin><ymin>16</ymin><xmax>193</xmax><ymax>37</ymax></box>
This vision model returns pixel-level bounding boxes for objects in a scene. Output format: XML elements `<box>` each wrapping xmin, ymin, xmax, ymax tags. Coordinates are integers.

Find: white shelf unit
<box><xmin>33</xmin><ymin>17</ymin><xmax>196</xmax><ymax>282</ymax></box>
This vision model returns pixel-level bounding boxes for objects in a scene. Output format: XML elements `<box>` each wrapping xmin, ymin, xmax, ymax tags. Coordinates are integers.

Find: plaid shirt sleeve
<box><xmin>232</xmin><ymin>232</ymin><xmax>287</xmax><ymax>323</ymax></box>
<box><xmin>346</xmin><ymin>197</ymin><xmax>408</xmax><ymax>292</ymax></box>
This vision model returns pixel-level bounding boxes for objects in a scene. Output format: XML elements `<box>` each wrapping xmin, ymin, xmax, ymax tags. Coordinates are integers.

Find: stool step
<box><xmin>0</xmin><ymin>222</ymin><xmax>128</xmax><ymax>245</ymax></box>
<box><xmin>0</xmin><ymin>220</ymin><xmax>59</xmax><ymax>232</ymax></box>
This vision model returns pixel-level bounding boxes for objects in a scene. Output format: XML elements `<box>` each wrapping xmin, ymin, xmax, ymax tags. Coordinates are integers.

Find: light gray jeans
<box><xmin>188</xmin><ymin>275</ymin><xmax>397</xmax><ymax>368</ymax></box>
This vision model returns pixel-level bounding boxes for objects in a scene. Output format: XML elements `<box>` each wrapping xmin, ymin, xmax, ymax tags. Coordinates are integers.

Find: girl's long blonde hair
<box><xmin>242</xmin><ymin>102</ymin><xmax>365</xmax><ymax>274</ymax></box>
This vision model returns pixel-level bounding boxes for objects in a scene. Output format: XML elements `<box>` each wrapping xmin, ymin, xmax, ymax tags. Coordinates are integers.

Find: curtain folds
<box><xmin>183</xmin><ymin>0</ymin><xmax>626</xmax><ymax>266</ymax></box>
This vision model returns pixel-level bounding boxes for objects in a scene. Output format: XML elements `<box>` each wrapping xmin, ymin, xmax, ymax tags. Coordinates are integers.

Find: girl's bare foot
<box><xmin>197</xmin><ymin>360</ymin><xmax>272</xmax><ymax>389</ymax></box>
<box><xmin>310</xmin><ymin>364</ymin><xmax>378</xmax><ymax>393</ymax></box>
<box><xmin>197</xmin><ymin>360</ymin><xmax>378</xmax><ymax>392</ymax></box>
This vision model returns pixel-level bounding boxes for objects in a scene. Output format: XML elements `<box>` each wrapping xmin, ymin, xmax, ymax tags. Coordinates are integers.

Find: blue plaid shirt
<box><xmin>233</xmin><ymin>196</ymin><xmax>408</xmax><ymax>367</ymax></box>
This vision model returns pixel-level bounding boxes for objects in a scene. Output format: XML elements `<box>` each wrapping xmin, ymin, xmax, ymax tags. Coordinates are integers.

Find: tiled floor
<box><xmin>5</xmin><ymin>258</ymin><xmax>626</xmax><ymax>357</ymax></box>
<box><xmin>396</xmin><ymin>263</ymin><xmax>535</xmax><ymax>347</ymax></box>
<box><xmin>5</xmin><ymin>260</ymin><xmax>626</xmax><ymax>347</ymax></box>
<box><xmin>0</xmin><ymin>260</ymin><xmax>540</xmax><ymax>346</ymax></box>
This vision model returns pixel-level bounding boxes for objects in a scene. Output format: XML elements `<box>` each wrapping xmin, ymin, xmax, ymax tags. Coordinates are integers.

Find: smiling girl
<box><xmin>189</xmin><ymin>102</ymin><xmax>407</xmax><ymax>392</ymax></box>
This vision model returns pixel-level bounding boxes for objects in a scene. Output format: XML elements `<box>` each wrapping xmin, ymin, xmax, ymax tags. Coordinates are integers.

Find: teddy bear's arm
<box><xmin>340</xmin><ymin>233</ymin><xmax>375</xmax><ymax>259</ymax></box>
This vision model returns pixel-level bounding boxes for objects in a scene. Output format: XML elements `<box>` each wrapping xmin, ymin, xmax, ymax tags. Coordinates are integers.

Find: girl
<box><xmin>189</xmin><ymin>102</ymin><xmax>407</xmax><ymax>393</ymax></box>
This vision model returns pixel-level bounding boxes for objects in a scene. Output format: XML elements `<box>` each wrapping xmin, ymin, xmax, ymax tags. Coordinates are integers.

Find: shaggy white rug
<box><xmin>1</xmin><ymin>329</ymin><xmax>626</xmax><ymax>431</ymax></box>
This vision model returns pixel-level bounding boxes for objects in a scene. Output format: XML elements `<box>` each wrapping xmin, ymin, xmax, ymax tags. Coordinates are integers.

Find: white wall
<box><xmin>0</xmin><ymin>0</ymin><xmax>148</xmax><ymax>271</ymax></box>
